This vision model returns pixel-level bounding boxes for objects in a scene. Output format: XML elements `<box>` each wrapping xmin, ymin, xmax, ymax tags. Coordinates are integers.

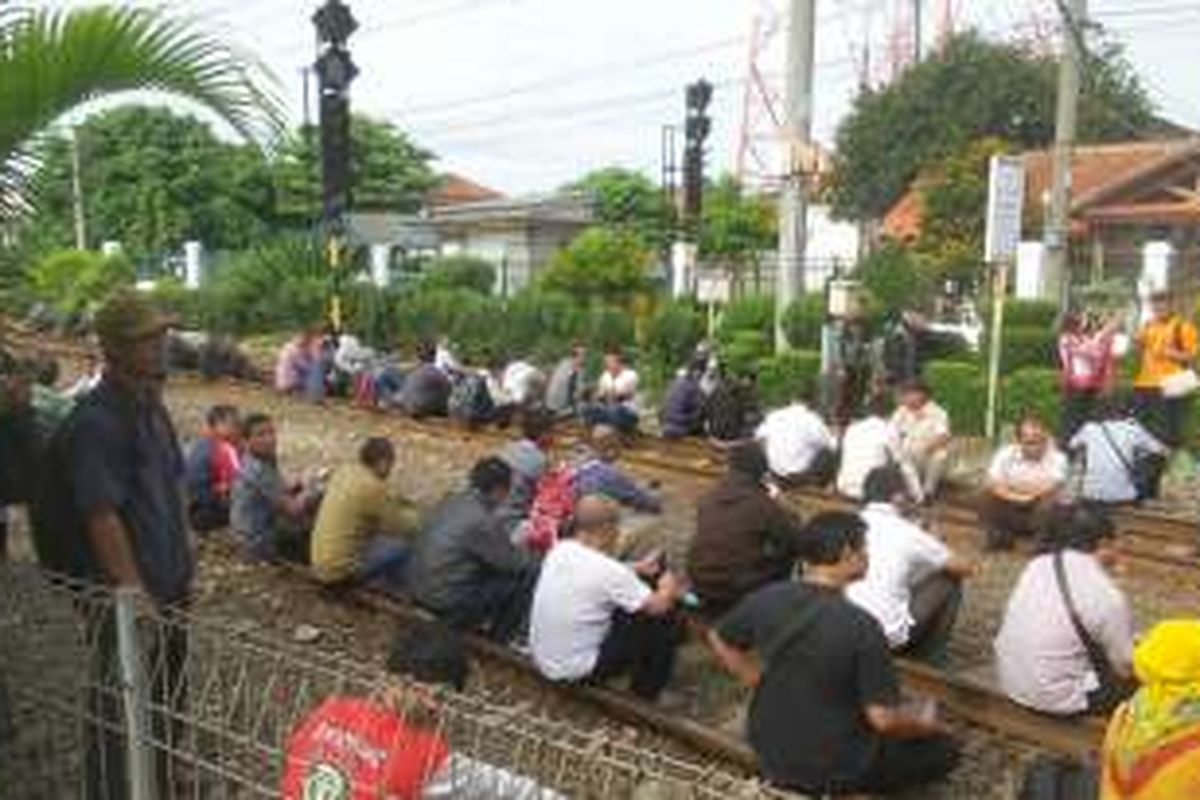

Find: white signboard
<box><xmin>695</xmin><ymin>271</ymin><xmax>731</xmax><ymax>304</ymax></box>
<box><xmin>984</xmin><ymin>155</ymin><xmax>1026</xmax><ymax>264</ymax></box>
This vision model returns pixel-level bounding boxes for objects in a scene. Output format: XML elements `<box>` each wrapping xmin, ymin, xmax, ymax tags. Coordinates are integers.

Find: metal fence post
<box><xmin>114</xmin><ymin>588</ymin><xmax>157</xmax><ymax>800</ymax></box>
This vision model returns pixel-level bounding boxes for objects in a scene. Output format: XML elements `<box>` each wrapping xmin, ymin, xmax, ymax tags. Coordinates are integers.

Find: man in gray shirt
<box><xmin>1069</xmin><ymin>401</ymin><xmax>1167</xmax><ymax>504</ymax></box>
<box><xmin>544</xmin><ymin>344</ymin><xmax>587</xmax><ymax>419</ymax></box>
<box><xmin>407</xmin><ymin>457</ymin><xmax>537</xmax><ymax>642</ymax></box>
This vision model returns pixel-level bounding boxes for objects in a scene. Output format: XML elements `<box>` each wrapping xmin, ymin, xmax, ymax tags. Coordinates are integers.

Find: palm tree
<box><xmin>0</xmin><ymin>4</ymin><xmax>283</xmax><ymax>217</ymax></box>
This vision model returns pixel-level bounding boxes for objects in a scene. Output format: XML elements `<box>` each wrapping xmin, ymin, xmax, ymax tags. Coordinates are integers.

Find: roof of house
<box><xmin>428</xmin><ymin>173</ymin><xmax>505</xmax><ymax>207</ymax></box>
<box><xmin>882</xmin><ymin>138</ymin><xmax>1200</xmax><ymax>240</ymax></box>
<box><xmin>430</xmin><ymin>192</ymin><xmax>594</xmax><ymax>227</ymax></box>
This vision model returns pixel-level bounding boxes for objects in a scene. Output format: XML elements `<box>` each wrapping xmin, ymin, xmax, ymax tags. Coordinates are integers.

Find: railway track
<box><xmin>0</xmin><ymin>319</ymin><xmax>1170</xmax><ymax>766</ymax></box>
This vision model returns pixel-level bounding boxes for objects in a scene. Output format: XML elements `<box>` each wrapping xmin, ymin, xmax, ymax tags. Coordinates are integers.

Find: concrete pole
<box><xmin>1043</xmin><ymin>0</ymin><xmax>1086</xmax><ymax>310</ymax></box>
<box><xmin>70</xmin><ymin>128</ymin><xmax>87</xmax><ymax>250</ymax></box>
<box><xmin>775</xmin><ymin>0</ymin><xmax>816</xmax><ymax>352</ymax></box>
<box><xmin>912</xmin><ymin>0</ymin><xmax>922</xmax><ymax>62</ymax></box>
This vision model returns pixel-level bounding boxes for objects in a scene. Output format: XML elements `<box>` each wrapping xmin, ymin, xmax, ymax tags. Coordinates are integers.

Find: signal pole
<box><xmin>313</xmin><ymin>0</ymin><xmax>358</xmax><ymax>332</ymax></box>
<box><xmin>775</xmin><ymin>0</ymin><xmax>816</xmax><ymax>352</ymax></box>
<box><xmin>913</xmin><ymin>0</ymin><xmax>922</xmax><ymax>62</ymax></box>
<box><xmin>673</xmin><ymin>80</ymin><xmax>712</xmax><ymax>298</ymax></box>
<box><xmin>1043</xmin><ymin>0</ymin><xmax>1086</xmax><ymax>310</ymax></box>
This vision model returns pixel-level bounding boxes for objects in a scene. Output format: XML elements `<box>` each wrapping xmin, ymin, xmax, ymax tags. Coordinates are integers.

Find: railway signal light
<box><xmin>313</xmin><ymin>0</ymin><xmax>357</xmax><ymax>45</ymax></box>
<box><xmin>313</xmin><ymin>0</ymin><xmax>358</xmax><ymax>228</ymax></box>
<box><xmin>683</xmin><ymin>79</ymin><xmax>713</xmax><ymax>226</ymax></box>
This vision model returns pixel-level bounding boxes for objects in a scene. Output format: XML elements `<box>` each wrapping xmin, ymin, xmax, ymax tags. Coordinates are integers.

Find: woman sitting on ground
<box><xmin>1101</xmin><ymin>619</ymin><xmax>1200</xmax><ymax>799</ymax></box>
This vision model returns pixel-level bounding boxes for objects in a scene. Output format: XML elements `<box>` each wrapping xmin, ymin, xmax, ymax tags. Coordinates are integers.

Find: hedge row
<box><xmin>926</xmin><ymin>360</ymin><xmax>1061</xmax><ymax>435</ymax></box>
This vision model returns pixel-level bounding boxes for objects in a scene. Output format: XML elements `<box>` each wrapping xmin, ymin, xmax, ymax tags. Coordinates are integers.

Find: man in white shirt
<box><xmin>529</xmin><ymin>495</ymin><xmax>685</xmax><ymax>701</ymax></box>
<box><xmin>837</xmin><ymin>395</ymin><xmax>923</xmax><ymax>502</ymax></box>
<box><xmin>754</xmin><ymin>396</ymin><xmax>837</xmax><ymax>487</ymax></box>
<box><xmin>978</xmin><ymin>414</ymin><xmax>1069</xmax><ymax>551</ymax></box>
<box><xmin>501</xmin><ymin>360</ymin><xmax>546</xmax><ymax>408</ymax></box>
<box><xmin>891</xmin><ymin>380</ymin><xmax>952</xmax><ymax>500</ymax></box>
<box><xmin>1069</xmin><ymin>401</ymin><xmax>1168</xmax><ymax>504</ymax></box>
<box><xmin>846</xmin><ymin>466</ymin><xmax>977</xmax><ymax>665</ymax></box>
<box><xmin>993</xmin><ymin>504</ymin><xmax>1135</xmax><ymax>716</ymax></box>
<box><xmin>583</xmin><ymin>350</ymin><xmax>640</xmax><ymax>434</ymax></box>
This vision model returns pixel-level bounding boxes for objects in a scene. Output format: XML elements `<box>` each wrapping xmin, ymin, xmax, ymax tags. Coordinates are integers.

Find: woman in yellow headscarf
<box><xmin>1101</xmin><ymin>619</ymin><xmax>1200</xmax><ymax>799</ymax></box>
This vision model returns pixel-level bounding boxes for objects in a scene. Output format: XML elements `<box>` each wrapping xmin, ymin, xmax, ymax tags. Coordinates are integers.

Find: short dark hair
<box><xmin>1041</xmin><ymin>503</ymin><xmax>1115</xmax><ymax>554</ymax></box>
<box><xmin>728</xmin><ymin>440</ymin><xmax>768</xmax><ymax>480</ymax></box>
<box><xmin>359</xmin><ymin>437</ymin><xmax>395</xmax><ymax>469</ymax></box>
<box><xmin>416</xmin><ymin>340</ymin><xmax>437</xmax><ymax>363</ymax></box>
<box><xmin>520</xmin><ymin>407</ymin><xmax>555</xmax><ymax>442</ymax></box>
<box><xmin>469</xmin><ymin>456</ymin><xmax>512</xmax><ymax>495</ymax></box>
<box><xmin>865</xmin><ymin>392</ymin><xmax>891</xmax><ymax>418</ymax></box>
<box><xmin>206</xmin><ymin>404</ymin><xmax>239</xmax><ymax>428</ymax></box>
<box><xmin>386</xmin><ymin>620</ymin><xmax>470</xmax><ymax>691</ymax></box>
<box><xmin>33</xmin><ymin>356</ymin><xmax>59</xmax><ymax>387</ymax></box>
<box><xmin>800</xmin><ymin>511</ymin><xmax>867</xmax><ymax>566</ymax></box>
<box><xmin>241</xmin><ymin>412</ymin><xmax>272</xmax><ymax>439</ymax></box>
<box><xmin>862</xmin><ymin>465</ymin><xmax>909</xmax><ymax>504</ymax></box>
<box><xmin>898</xmin><ymin>378</ymin><xmax>930</xmax><ymax>398</ymax></box>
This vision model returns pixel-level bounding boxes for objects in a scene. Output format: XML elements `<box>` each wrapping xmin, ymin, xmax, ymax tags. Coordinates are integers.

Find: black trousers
<box><xmin>441</xmin><ymin>567</ymin><xmax>539</xmax><ymax>644</ymax></box>
<box><xmin>85</xmin><ymin>603</ymin><xmax>189</xmax><ymax>800</ymax></box>
<box><xmin>589</xmin><ymin>610</ymin><xmax>685</xmax><ymax>701</ymax></box>
<box><xmin>854</xmin><ymin>734</ymin><xmax>961</xmax><ymax>794</ymax></box>
<box><xmin>1060</xmin><ymin>388</ymin><xmax>1098</xmax><ymax>445</ymax></box>
<box><xmin>899</xmin><ymin>573</ymin><xmax>963</xmax><ymax>666</ymax></box>
<box><xmin>1133</xmin><ymin>387</ymin><xmax>1190</xmax><ymax>449</ymax></box>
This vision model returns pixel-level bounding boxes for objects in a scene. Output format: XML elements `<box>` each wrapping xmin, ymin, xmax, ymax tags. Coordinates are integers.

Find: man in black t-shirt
<box><xmin>708</xmin><ymin>511</ymin><xmax>959</xmax><ymax>796</ymax></box>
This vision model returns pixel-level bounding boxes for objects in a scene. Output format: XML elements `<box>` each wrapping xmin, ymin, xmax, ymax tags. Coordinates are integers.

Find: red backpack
<box><xmin>522</xmin><ymin>464</ymin><xmax>577</xmax><ymax>552</ymax></box>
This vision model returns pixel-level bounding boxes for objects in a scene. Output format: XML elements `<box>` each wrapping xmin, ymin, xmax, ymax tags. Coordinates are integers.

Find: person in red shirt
<box><xmin>184</xmin><ymin>404</ymin><xmax>242</xmax><ymax>532</ymax></box>
<box><xmin>1058</xmin><ymin>311</ymin><xmax>1119</xmax><ymax>443</ymax></box>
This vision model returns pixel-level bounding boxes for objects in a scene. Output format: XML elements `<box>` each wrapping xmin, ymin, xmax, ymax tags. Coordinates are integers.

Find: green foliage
<box><xmin>699</xmin><ymin>175</ymin><xmax>776</xmax><ymax>278</ymax></box>
<box><xmin>539</xmin><ymin>226</ymin><xmax>652</xmax><ymax>307</ymax></box>
<box><xmin>721</xmin><ymin>331</ymin><xmax>771</xmax><ymax>380</ymax></box>
<box><xmin>925</xmin><ymin>360</ymin><xmax>987</xmax><ymax>435</ymax></box>
<box><xmin>568</xmin><ymin>167</ymin><xmax>673</xmax><ymax>250</ymax></box>
<box><xmin>999</xmin><ymin>327</ymin><xmax>1058</xmax><ymax>374</ymax></box>
<box><xmin>829</xmin><ymin>31</ymin><xmax>1157</xmax><ymax>221</ymax></box>
<box><xmin>717</xmin><ymin>294</ymin><xmax>775</xmax><ymax>345</ymax></box>
<box><xmin>1002</xmin><ymin>299</ymin><xmax>1060</xmax><ymax>327</ymax></box>
<box><xmin>272</xmin><ymin>117</ymin><xmax>437</xmax><ymax>227</ymax></box>
<box><xmin>857</xmin><ymin>241</ymin><xmax>931</xmax><ymax>315</ymax></box>
<box><xmin>641</xmin><ymin>299</ymin><xmax>705</xmax><ymax>385</ymax></box>
<box><xmin>27</xmin><ymin>248</ymin><xmax>134</xmax><ymax>313</ymax></box>
<box><xmin>1001</xmin><ymin>368</ymin><xmax>1061</xmax><ymax>432</ymax></box>
<box><xmin>198</xmin><ymin>235</ymin><xmax>329</xmax><ymax>335</ymax></box>
<box><xmin>27</xmin><ymin>107</ymin><xmax>276</xmax><ymax>260</ymax></box>
<box><xmin>781</xmin><ymin>294</ymin><xmax>825</xmax><ymax>350</ymax></box>
<box><xmin>912</xmin><ymin>137</ymin><xmax>1008</xmax><ymax>289</ymax></box>
<box><xmin>1</xmin><ymin>4</ymin><xmax>282</xmax><ymax>218</ymax></box>
<box><xmin>417</xmin><ymin>254</ymin><xmax>496</xmax><ymax>295</ymax></box>
<box><xmin>757</xmin><ymin>350</ymin><xmax>820</xmax><ymax>408</ymax></box>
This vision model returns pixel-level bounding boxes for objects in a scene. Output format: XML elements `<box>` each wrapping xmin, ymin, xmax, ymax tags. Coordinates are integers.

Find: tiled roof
<box><xmin>429</xmin><ymin>173</ymin><xmax>504</xmax><ymax>207</ymax></box>
<box><xmin>882</xmin><ymin>138</ymin><xmax>1200</xmax><ymax>240</ymax></box>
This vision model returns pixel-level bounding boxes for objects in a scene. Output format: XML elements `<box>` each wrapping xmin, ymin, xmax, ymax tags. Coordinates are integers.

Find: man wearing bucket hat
<box><xmin>30</xmin><ymin>289</ymin><xmax>191</xmax><ymax>799</ymax></box>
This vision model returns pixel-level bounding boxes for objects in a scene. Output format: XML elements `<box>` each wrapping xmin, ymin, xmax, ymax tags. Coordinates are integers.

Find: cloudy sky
<box><xmin>60</xmin><ymin>0</ymin><xmax>1200</xmax><ymax>194</ymax></box>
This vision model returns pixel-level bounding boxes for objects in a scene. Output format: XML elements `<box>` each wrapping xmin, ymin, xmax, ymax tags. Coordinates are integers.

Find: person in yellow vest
<box><xmin>1101</xmin><ymin>619</ymin><xmax>1200</xmax><ymax>800</ymax></box>
<box><xmin>1132</xmin><ymin>291</ymin><xmax>1197</xmax><ymax>448</ymax></box>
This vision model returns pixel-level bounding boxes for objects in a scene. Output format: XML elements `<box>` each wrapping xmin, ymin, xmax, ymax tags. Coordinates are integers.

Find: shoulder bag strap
<box><xmin>760</xmin><ymin>592</ymin><xmax>829</xmax><ymax>669</ymax></box>
<box><xmin>1051</xmin><ymin>552</ymin><xmax>1113</xmax><ymax>684</ymax></box>
<box><xmin>1096</xmin><ymin>422</ymin><xmax>1139</xmax><ymax>486</ymax></box>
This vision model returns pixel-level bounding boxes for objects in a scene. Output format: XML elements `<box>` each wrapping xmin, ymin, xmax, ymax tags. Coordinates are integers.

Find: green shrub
<box><xmin>1001</xmin><ymin>368</ymin><xmax>1061</xmax><ymax>432</ymax></box>
<box><xmin>1003</xmin><ymin>299</ymin><xmax>1060</xmax><ymax>327</ymax></box>
<box><xmin>782</xmin><ymin>293</ymin><xmax>824</xmax><ymax>349</ymax></box>
<box><xmin>717</xmin><ymin>294</ymin><xmax>774</xmax><ymax>345</ymax></box>
<box><xmin>197</xmin><ymin>235</ymin><xmax>329</xmax><ymax>335</ymax></box>
<box><xmin>641</xmin><ymin>298</ymin><xmax>705</xmax><ymax>385</ymax></box>
<box><xmin>989</xmin><ymin>326</ymin><xmax>1057</xmax><ymax>374</ymax></box>
<box><xmin>27</xmin><ymin>249</ymin><xmax>135</xmax><ymax>313</ymax></box>
<box><xmin>757</xmin><ymin>350</ymin><xmax>820</xmax><ymax>408</ymax></box>
<box><xmin>418</xmin><ymin>254</ymin><xmax>496</xmax><ymax>295</ymax></box>
<box><xmin>925</xmin><ymin>360</ymin><xmax>986</xmax><ymax>435</ymax></box>
<box><xmin>721</xmin><ymin>330</ymin><xmax>770</xmax><ymax>379</ymax></box>
<box><xmin>858</xmin><ymin>241</ymin><xmax>932</xmax><ymax>315</ymax></box>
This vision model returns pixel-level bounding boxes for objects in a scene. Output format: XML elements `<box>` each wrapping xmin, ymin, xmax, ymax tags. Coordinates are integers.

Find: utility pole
<box><xmin>1043</xmin><ymin>0</ymin><xmax>1086</xmax><ymax>310</ymax></box>
<box><xmin>775</xmin><ymin>0</ymin><xmax>816</xmax><ymax>352</ymax></box>
<box><xmin>70</xmin><ymin>127</ymin><xmax>87</xmax><ymax>250</ymax></box>
<box><xmin>912</xmin><ymin>0</ymin><xmax>922</xmax><ymax>62</ymax></box>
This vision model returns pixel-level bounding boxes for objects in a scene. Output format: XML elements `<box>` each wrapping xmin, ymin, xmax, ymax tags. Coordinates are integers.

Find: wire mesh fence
<box><xmin>0</xmin><ymin>564</ymin><xmax>792</xmax><ymax>800</ymax></box>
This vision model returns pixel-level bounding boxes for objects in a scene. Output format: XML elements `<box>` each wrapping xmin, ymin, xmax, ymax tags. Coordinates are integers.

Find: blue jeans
<box><xmin>359</xmin><ymin>537</ymin><xmax>411</xmax><ymax>595</ymax></box>
<box><xmin>583</xmin><ymin>403</ymin><xmax>640</xmax><ymax>434</ymax></box>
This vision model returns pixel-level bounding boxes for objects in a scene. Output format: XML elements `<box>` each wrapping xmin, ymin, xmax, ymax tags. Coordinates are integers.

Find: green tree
<box><xmin>828</xmin><ymin>31</ymin><xmax>1156</xmax><ymax>221</ymax></box>
<box><xmin>539</xmin><ymin>226</ymin><xmax>652</xmax><ymax>307</ymax></box>
<box><xmin>0</xmin><ymin>5</ymin><xmax>281</xmax><ymax>219</ymax></box>
<box><xmin>27</xmin><ymin>106</ymin><xmax>275</xmax><ymax>260</ymax></box>
<box><xmin>700</xmin><ymin>174</ymin><xmax>776</xmax><ymax>285</ymax></box>
<box><xmin>272</xmin><ymin>116</ymin><xmax>438</xmax><ymax>227</ymax></box>
<box><xmin>857</xmin><ymin>239</ymin><xmax>929</xmax><ymax>315</ymax></box>
<box><xmin>26</xmin><ymin>248</ymin><xmax>135</xmax><ymax>313</ymax></box>
<box><xmin>567</xmin><ymin>167</ymin><xmax>673</xmax><ymax>250</ymax></box>
<box><xmin>911</xmin><ymin>137</ymin><xmax>1009</xmax><ymax>291</ymax></box>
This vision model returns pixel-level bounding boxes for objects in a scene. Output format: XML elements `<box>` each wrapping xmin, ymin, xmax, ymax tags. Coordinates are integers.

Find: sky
<box><xmin>57</xmin><ymin>0</ymin><xmax>1200</xmax><ymax>195</ymax></box>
